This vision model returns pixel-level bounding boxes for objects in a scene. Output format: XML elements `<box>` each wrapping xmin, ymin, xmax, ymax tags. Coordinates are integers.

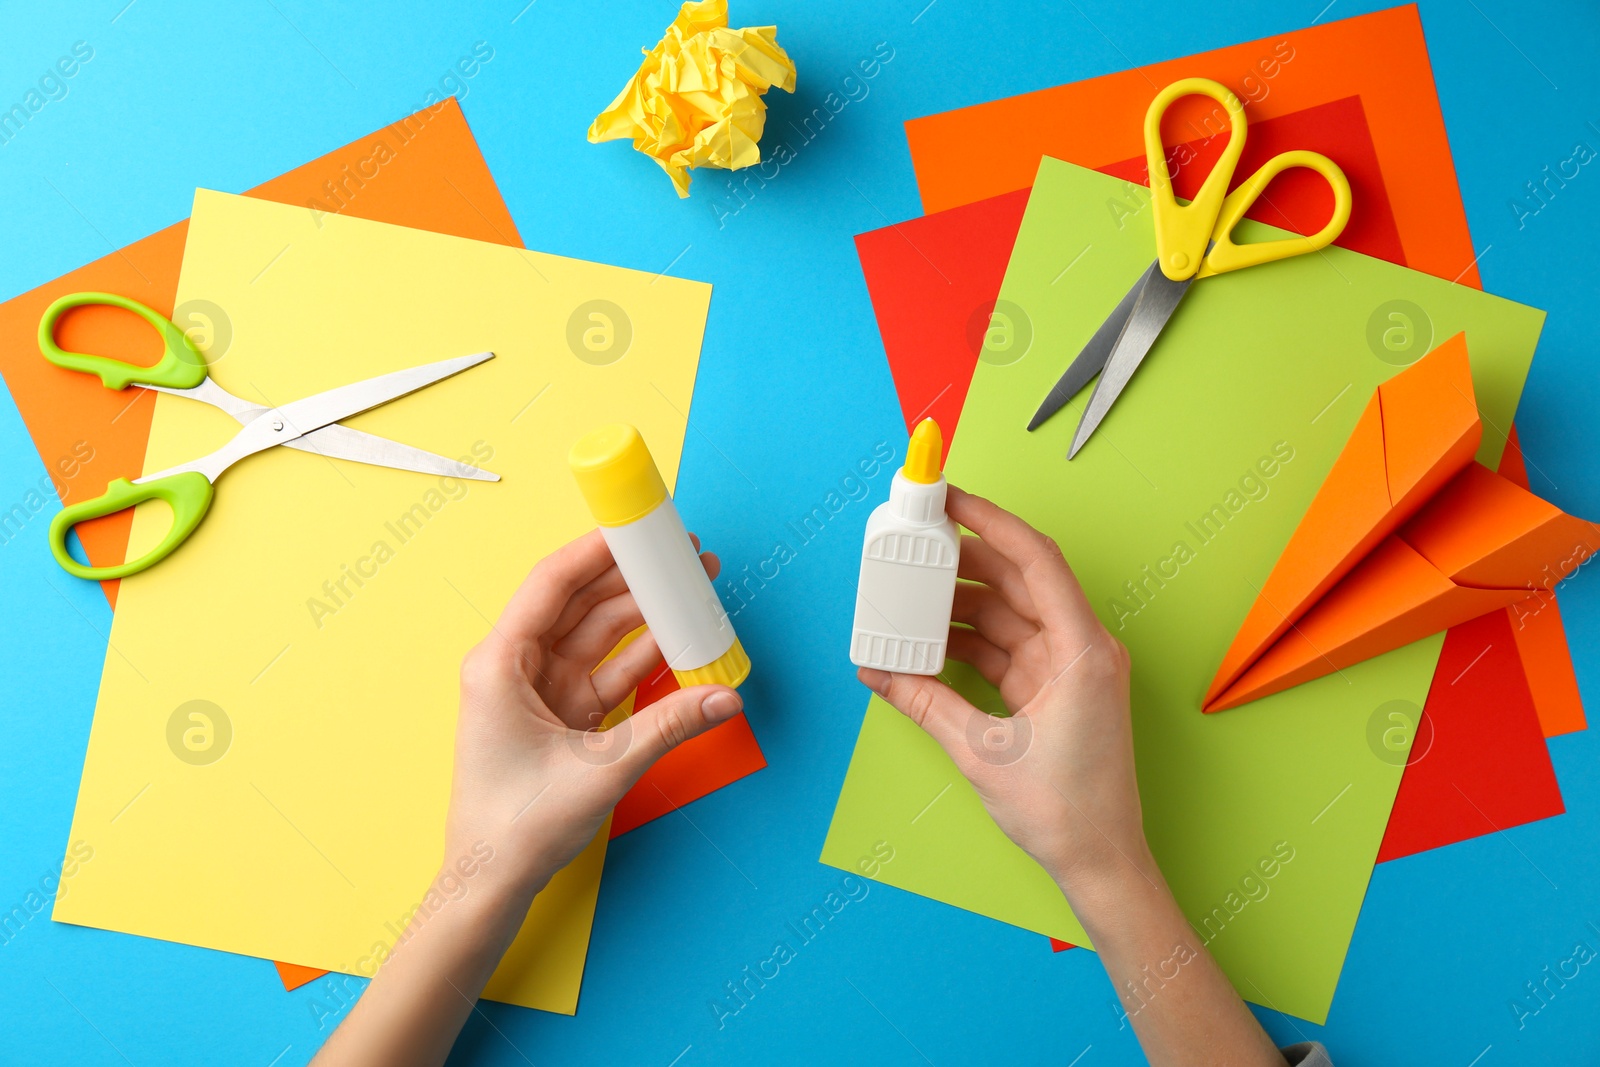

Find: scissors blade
<box><xmin>1026</xmin><ymin>260</ymin><xmax>1160</xmax><ymax>431</ymax></box>
<box><xmin>284</xmin><ymin>424</ymin><xmax>499</xmax><ymax>481</ymax></box>
<box><xmin>1067</xmin><ymin>272</ymin><xmax>1192</xmax><ymax>459</ymax></box>
<box><xmin>143</xmin><ymin>352</ymin><xmax>499</xmax><ymax>484</ymax></box>
<box><xmin>272</xmin><ymin>351</ymin><xmax>495</xmax><ymax>445</ymax></box>
<box><xmin>158</xmin><ymin>375</ymin><xmax>497</xmax><ymax>480</ymax></box>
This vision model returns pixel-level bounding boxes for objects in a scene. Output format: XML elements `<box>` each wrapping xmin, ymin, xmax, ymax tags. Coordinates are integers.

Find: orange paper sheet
<box><xmin>901</xmin><ymin>1</ymin><xmax>1584</xmax><ymax>736</ymax></box>
<box><xmin>1499</xmin><ymin>427</ymin><xmax>1589</xmax><ymax>735</ymax></box>
<box><xmin>0</xmin><ymin>99</ymin><xmax>520</xmax><ymax>607</ymax></box>
<box><xmin>908</xmin><ymin>5</ymin><xmax>1473</xmax><ymax>283</ymax></box>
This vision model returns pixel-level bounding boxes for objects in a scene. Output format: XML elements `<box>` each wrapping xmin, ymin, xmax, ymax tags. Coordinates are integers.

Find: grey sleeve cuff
<box><xmin>1281</xmin><ymin>1042</ymin><xmax>1333</xmax><ymax>1066</ymax></box>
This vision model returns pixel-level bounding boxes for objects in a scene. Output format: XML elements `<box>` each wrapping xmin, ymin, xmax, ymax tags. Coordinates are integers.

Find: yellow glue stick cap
<box><xmin>569</xmin><ymin>424</ymin><xmax>669</xmax><ymax>526</ymax></box>
<box><xmin>904</xmin><ymin>418</ymin><xmax>943</xmax><ymax>484</ymax></box>
<box><xmin>673</xmin><ymin>637</ymin><xmax>751</xmax><ymax>689</ymax></box>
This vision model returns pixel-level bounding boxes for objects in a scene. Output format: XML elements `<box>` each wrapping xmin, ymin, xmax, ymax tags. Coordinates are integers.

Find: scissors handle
<box><xmin>39</xmin><ymin>292</ymin><xmax>208</xmax><ymax>391</ymax></box>
<box><xmin>1145</xmin><ymin>78</ymin><xmax>1248</xmax><ymax>281</ymax></box>
<box><xmin>1195</xmin><ymin>150</ymin><xmax>1353</xmax><ymax>279</ymax></box>
<box><xmin>48</xmin><ymin>473</ymin><xmax>214</xmax><ymax>580</ymax></box>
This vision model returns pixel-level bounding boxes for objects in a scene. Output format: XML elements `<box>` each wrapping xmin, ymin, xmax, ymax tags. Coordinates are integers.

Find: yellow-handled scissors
<box><xmin>42</xmin><ymin>292</ymin><xmax>499</xmax><ymax>581</ymax></box>
<box><xmin>1027</xmin><ymin>77</ymin><xmax>1353</xmax><ymax>457</ymax></box>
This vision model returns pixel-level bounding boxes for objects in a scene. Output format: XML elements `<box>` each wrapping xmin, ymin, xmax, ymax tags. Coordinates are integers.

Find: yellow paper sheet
<box><xmin>52</xmin><ymin>189</ymin><xmax>711</xmax><ymax>1014</ymax></box>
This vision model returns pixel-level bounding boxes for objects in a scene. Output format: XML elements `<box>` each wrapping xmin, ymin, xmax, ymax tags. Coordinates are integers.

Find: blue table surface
<box><xmin>3</xmin><ymin>1</ymin><xmax>1598</xmax><ymax>1063</ymax></box>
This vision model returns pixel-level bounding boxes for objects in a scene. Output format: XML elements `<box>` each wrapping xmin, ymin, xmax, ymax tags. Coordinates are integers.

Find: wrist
<box><xmin>434</xmin><ymin>837</ymin><xmax>548</xmax><ymax>934</ymax></box>
<box><xmin>1054</xmin><ymin>838</ymin><xmax>1168</xmax><ymax>931</ymax></box>
<box><xmin>418</xmin><ymin>864</ymin><xmax>544</xmax><ymax>975</ymax></box>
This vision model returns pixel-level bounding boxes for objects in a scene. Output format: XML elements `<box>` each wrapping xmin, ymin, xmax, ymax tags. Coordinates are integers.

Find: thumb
<box><xmin>612</xmin><ymin>684</ymin><xmax>743</xmax><ymax>782</ymax></box>
<box><xmin>858</xmin><ymin>668</ymin><xmax>988</xmax><ymax>769</ymax></box>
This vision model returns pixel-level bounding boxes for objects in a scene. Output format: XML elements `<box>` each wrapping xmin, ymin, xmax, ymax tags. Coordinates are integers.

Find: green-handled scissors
<box><xmin>42</xmin><ymin>292</ymin><xmax>499</xmax><ymax>581</ymax></box>
<box><xmin>1027</xmin><ymin>77</ymin><xmax>1354</xmax><ymax>457</ymax></box>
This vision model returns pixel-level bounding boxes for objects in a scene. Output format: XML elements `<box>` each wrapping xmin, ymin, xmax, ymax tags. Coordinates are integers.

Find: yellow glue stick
<box><xmin>569</xmin><ymin>424</ymin><xmax>749</xmax><ymax>688</ymax></box>
<box><xmin>849</xmin><ymin>418</ymin><xmax>960</xmax><ymax>674</ymax></box>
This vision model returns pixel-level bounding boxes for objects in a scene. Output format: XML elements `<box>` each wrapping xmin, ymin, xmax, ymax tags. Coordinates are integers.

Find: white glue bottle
<box><xmin>849</xmin><ymin>418</ymin><xmax>960</xmax><ymax>675</ymax></box>
<box><xmin>570</xmin><ymin>424</ymin><xmax>750</xmax><ymax>689</ymax></box>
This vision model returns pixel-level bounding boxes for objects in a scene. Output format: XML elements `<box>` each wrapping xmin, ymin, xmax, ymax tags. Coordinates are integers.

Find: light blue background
<box><xmin>2</xmin><ymin>1</ymin><xmax>1597</xmax><ymax>1063</ymax></box>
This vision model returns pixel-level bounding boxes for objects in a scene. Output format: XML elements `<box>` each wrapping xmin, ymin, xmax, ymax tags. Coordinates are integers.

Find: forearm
<box><xmin>1064</xmin><ymin>849</ymin><xmax>1287</xmax><ymax>1067</ymax></box>
<box><xmin>310</xmin><ymin>860</ymin><xmax>545</xmax><ymax>1067</ymax></box>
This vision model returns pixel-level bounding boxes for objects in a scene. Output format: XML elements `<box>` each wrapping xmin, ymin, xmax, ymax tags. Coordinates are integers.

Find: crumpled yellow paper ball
<box><xmin>587</xmin><ymin>0</ymin><xmax>796</xmax><ymax>197</ymax></box>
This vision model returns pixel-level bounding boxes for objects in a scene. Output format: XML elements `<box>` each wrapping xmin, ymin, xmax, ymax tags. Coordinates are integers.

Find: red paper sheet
<box><xmin>856</xmin><ymin>98</ymin><xmax>1564</xmax><ymax>891</ymax></box>
<box><xmin>1376</xmin><ymin>609</ymin><xmax>1563</xmax><ymax>861</ymax></box>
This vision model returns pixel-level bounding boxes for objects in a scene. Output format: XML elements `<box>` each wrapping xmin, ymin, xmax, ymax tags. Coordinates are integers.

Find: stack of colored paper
<box><xmin>0</xmin><ymin>100</ymin><xmax>766</xmax><ymax>1011</ymax></box>
<box><xmin>822</xmin><ymin>4</ymin><xmax>1582</xmax><ymax>1024</ymax></box>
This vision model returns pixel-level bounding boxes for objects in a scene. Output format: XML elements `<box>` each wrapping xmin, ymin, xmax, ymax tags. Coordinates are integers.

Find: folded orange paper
<box><xmin>1205</xmin><ymin>334</ymin><xmax>1600</xmax><ymax>711</ymax></box>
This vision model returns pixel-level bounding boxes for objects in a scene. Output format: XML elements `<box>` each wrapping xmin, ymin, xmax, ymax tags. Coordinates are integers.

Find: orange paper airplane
<box><xmin>1204</xmin><ymin>334</ymin><xmax>1600</xmax><ymax>712</ymax></box>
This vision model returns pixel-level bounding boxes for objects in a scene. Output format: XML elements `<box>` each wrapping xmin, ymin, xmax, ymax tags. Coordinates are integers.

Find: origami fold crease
<box><xmin>1205</xmin><ymin>334</ymin><xmax>1600</xmax><ymax>711</ymax></box>
<box><xmin>588</xmin><ymin>0</ymin><xmax>796</xmax><ymax>197</ymax></box>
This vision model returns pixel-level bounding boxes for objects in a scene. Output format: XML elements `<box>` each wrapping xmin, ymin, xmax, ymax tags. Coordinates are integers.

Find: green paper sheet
<box><xmin>821</xmin><ymin>158</ymin><xmax>1546</xmax><ymax>1023</ymax></box>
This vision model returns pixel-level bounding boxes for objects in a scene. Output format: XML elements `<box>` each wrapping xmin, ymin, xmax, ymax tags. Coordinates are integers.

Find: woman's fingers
<box><xmin>543</xmin><ymin>534</ymin><xmax>717</xmax><ymax>643</ymax></box>
<box><xmin>609</xmin><ymin>684</ymin><xmax>745</xmax><ymax>786</ymax></box>
<box><xmin>553</xmin><ymin>549</ymin><xmax>720</xmax><ymax>666</ymax></box>
<box><xmin>545</xmin><ymin>562</ymin><xmax>628</xmax><ymax>641</ymax></box>
<box><xmin>555</xmin><ymin>539</ymin><xmax>720</xmax><ymax>712</ymax></box>
<box><xmin>948</xmin><ymin>486</ymin><xmax>1102</xmax><ymax>648</ymax></box>
<box><xmin>554</xmin><ymin>589</ymin><xmax>647</xmax><ymax>675</ymax></box>
<box><xmin>497</xmin><ymin>529</ymin><xmax>618</xmax><ymax>649</ymax></box>
<box><xmin>588</xmin><ymin>630</ymin><xmax>667</xmax><ymax>717</ymax></box>
<box><xmin>957</xmin><ymin>535</ymin><xmax>1043</xmax><ymax>626</ymax></box>
<box><xmin>858</xmin><ymin>668</ymin><xmax>991</xmax><ymax>775</ymax></box>
<box><xmin>946</xmin><ymin>625</ymin><xmax>1011</xmax><ymax>691</ymax></box>
<box><xmin>952</xmin><ymin>581</ymin><xmax>1037</xmax><ymax>653</ymax></box>
<box><xmin>549</xmin><ymin>542</ymin><xmax>717</xmax><ymax>645</ymax></box>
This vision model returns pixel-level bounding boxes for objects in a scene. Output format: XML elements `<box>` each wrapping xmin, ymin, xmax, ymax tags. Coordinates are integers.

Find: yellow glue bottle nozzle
<box><xmin>904</xmin><ymin>418</ymin><xmax>943</xmax><ymax>484</ymax></box>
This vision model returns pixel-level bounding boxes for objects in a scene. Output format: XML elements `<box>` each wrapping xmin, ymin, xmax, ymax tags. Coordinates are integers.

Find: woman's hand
<box><xmin>312</xmin><ymin>529</ymin><xmax>743</xmax><ymax>1067</ymax></box>
<box><xmin>861</xmin><ymin>486</ymin><xmax>1288</xmax><ymax>1067</ymax></box>
<box><xmin>858</xmin><ymin>486</ymin><xmax>1150</xmax><ymax>898</ymax></box>
<box><xmin>447</xmin><ymin>527</ymin><xmax>744</xmax><ymax>904</ymax></box>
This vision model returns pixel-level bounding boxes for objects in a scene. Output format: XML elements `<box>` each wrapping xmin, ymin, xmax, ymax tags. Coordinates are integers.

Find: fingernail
<box><xmin>704</xmin><ymin>690</ymin><xmax>742</xmax><ymax>722</ymax></box>
<box><xmin>858</xmin><ymin>668</ymin><xmax>890</xmax><ymax>696</ymax></box>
